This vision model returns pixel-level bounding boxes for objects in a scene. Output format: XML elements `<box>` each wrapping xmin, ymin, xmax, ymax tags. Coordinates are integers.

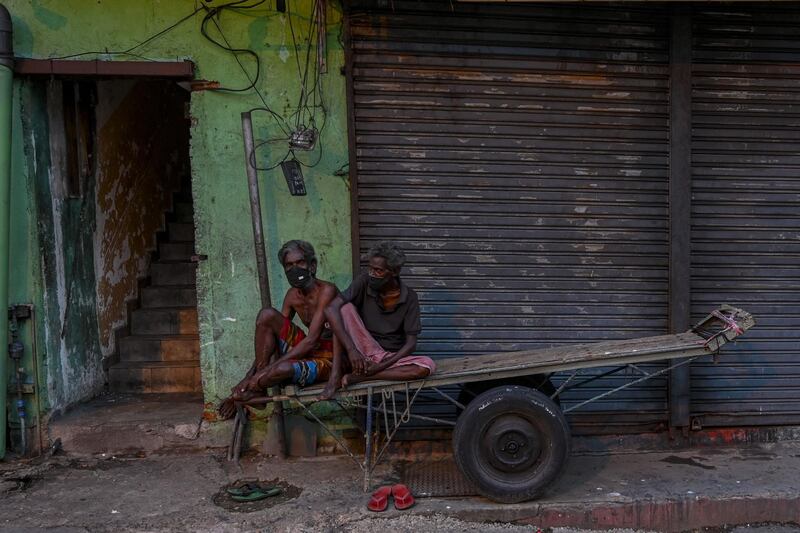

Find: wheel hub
<box><xmin>482</xmin><ymin>415</ymin><xmax>542</xmax><ymax>473</ymax></box>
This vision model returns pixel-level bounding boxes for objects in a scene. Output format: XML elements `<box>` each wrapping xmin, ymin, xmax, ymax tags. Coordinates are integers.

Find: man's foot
<box><xmin>342</xmin><ymin>373</ymin><xmax>368</xmax><ymax>388</ymax></box>
<box><xmin>319</xmin><ymin>375</ymin><xmax>342</xmax><ymax>400</ymax></box>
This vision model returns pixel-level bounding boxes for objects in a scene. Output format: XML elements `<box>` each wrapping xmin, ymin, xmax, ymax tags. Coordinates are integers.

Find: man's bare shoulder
<box><xmin>314</xmin><ymin>279</ymin><xmax>338</xmax><ymax>302</ymax></box>
<box><xmin>284</xmin><ymin>286</ymin><xmax>303</xmax><ymax>304</ymax></box>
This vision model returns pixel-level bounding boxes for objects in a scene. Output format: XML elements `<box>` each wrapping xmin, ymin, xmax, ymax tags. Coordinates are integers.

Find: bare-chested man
<box><xmin>218</xmin><ymin>240</ymin><xmax>338</xmax><ymax>419</ymax></box>
<box><xmin>320</xmin><ymin>241</ymin><xmax>436</xmax><ymax>400</ymax></box>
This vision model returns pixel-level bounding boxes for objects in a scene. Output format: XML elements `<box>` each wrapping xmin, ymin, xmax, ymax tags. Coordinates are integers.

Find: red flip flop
<box><xmin>367</xmin><ymin>485</ymin><xmax>392</xmax><ymax>512</ymax></box>
<box><xmin>392</xmin><ymin>484</ymin><xmax>415</xmax><ymax>510</ymax></box>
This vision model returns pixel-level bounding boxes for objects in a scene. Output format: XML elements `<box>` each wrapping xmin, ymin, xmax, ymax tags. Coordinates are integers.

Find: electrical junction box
<box><xmin>289</xmin><ymin>128</ymin><xmax>317</xmax><ymax>151</ymax></box>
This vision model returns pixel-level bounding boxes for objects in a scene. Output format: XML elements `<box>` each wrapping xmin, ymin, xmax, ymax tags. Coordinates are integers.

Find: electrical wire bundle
<box><xmin>202</xmin><ymin>0</ymin><xmax>329</xmax><ymax>170</ymax></box>
<box><xmin>50</xmin><ymin>0</ymin><xmax>330</xmax><ymax>173</ymax></box>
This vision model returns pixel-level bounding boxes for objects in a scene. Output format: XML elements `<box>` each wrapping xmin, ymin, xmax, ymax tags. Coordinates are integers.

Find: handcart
<box><xmin>235</xmin><ymin>305</ymin><xmax>754</xmax><ymax>503</ymax></box>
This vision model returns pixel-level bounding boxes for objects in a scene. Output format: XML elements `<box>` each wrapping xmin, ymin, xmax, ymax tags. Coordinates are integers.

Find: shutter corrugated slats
<box><xmin>350</xmin><ymin>1</ymin><xmax>672</xmax><ymax>432</ymax></box>
<box><xmin>690</xmin><ymin>6</ymin><xmax>800</xmax><ymax>426</ymax></box>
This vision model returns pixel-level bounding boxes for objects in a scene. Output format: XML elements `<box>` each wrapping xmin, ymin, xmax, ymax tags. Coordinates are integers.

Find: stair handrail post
<box><xmin>241</xmin><ymin>111</ymin><xmax>286</xmax><ymax>459</ymax></box>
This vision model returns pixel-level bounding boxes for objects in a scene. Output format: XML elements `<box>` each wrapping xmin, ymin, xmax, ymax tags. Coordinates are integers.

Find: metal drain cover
<box><xmin>397</xmin><ymin>458</ymin><xmax>477</xmax><ymax>497</ymax></box>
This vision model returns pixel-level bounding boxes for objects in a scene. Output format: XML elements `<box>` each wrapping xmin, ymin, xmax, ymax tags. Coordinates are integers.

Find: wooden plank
<box><xmin>287</xmin><ymin>343</ymin><xmax>709</xmax><ymax>400</ymax></box>
<box><xmin>274</xmin><ymin>305</ymin><xmax>753</xmax><ymax>401</ymax></box>
<box><xmin>15</xmin><ymin>59</ymin><xmax>195</xmax><ymax>78</ymax></box>
<box><xmin>281</xmin><ymin>331</ymin><xmax>706</xmax><ymax>399</ymax></box>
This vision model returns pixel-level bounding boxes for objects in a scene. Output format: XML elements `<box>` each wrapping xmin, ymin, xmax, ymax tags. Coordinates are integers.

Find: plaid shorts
<box><xmin>278</xmin><ymin>318</ymin><xmax>333</xmax><ymax>387</ymax></box>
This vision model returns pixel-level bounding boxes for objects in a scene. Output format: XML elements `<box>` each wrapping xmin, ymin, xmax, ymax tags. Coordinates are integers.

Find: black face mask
<box><xmin>286</xmin><ymin>266</ymin><xmax>314</xmax><ymax>289</ymax></box>
<box><xmin>368</xmin><ymin>275</ymin><xmax>390</xmax><ymax>291</ymax></box>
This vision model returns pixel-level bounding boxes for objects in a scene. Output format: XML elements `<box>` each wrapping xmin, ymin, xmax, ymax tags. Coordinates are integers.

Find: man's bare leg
<box><xmin>232</xmin><ymin>360</ymin><xmax>297</xmax><ymax>402</ymax></box>
<box><xmin>342</xmin><ymin>365</ymin><xmax>430</xmax><ymax>387</ymax></box>
<box><xmin>320</xmin><ymin>336</ymin><xmax>346</xmax><ymax>400</ymax></box>
<box><xmin>219</xmin><ymin>307</ymin><xmax>285</xmax><ymax>419</ymax></box>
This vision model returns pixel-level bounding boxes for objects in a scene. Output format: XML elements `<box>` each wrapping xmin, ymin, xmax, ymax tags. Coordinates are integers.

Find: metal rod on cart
<box><xmin>289</xmin><ymin>398</ymin><xmax>364</xmax><ymax>470</ymax></box>
<box><xmin>563</xmin><ymin>356</ymin><xmax>696</xmax><ymax>414</ymax></box>
<box><xmin>232</xmin><ymin>405</ymin><xmax>246</xmax><ymax>462</ymax></box>
<box><xmin>227</xmin><ymin>408</ymin><xmax>239</xmax><ymax>461</ymax></box>
<box><xmin>627</xmin><ymin>363</ymin><xmax>650</xmax><ymax>376</ymax></box>
<box><xmin>371</xmin><ymin>384</ymin><xmax>427</xmax><ymax>469</ymax></box>
<box><xmin>431</xmin><ymin>387</ymin><xmax>465</xmax><ymax>410</ymax></box>
<box><xmin>364</xmin><ymin>387</ymin><xmax>374</xmax><ymax>492</ymax></box>
<box><xmin>356</xmin><ymin>404</ymin><xmax>456</xmax><ymax>427</ymax></box>
<box><xmin>551</xmin><ymin>369</ymin><xmax>578</xmax><ymax>399</ymax></box>
<box><xmin>560</xmin><ymin>365</ymin><xmax>629</xmax><ymax>393</ymax></box>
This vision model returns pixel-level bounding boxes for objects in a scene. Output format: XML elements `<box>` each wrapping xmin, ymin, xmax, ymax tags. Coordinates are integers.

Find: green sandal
<box><xmin>226</xmin><ymin>483</ymin><xmax>260</xmax><ymax>497</ymax></box>
<box><xmin>228</xmin><ymin>483</ymin><xmax>282</xmax><ymax>502</ymax></box>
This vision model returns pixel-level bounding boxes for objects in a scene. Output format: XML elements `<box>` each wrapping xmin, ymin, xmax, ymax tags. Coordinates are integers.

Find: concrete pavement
<box><xmin>1</xmin><ymin>435</ymin><xmax>800</xmax><ymax>531</ymax></box>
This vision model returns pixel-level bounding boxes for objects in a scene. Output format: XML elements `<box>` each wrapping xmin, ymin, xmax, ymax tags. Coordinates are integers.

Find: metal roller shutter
<box><xmin>690</xmin><ymin>6</ymin><xmax>800</xmax><ymax>427</ymax></box>
<box><xmin>348</xmin><ymin>1</ymin><xmax>672</xmax><ymax>433</ymax></box>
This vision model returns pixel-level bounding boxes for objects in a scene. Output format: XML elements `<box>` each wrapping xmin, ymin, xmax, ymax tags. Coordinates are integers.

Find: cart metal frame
<box><xmin>234</xmin><ymin>305</ymin><xmax>754</xmax><ymax>491</ymax></box>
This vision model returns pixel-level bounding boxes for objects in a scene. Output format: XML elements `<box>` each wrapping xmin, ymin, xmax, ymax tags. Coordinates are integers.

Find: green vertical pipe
<box><xmin>0</xmin><ymin>3</ymin><xmax>13</xmax><ymax>460</ymax></box>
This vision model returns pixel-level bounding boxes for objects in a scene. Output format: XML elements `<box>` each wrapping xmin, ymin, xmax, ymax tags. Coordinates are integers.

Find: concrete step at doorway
<box><xmin>159</xmin><ymin>241</ymin><xmax>194</xmax><ymax>262</ymax></box>
<box><xmin>109</xmin><ymin>361</ymin><xmax>201</xmax><ymax>394</ymax></box>
<box><xmin>172</xmin><ymin>201</ymin><xmax>194</xmax><ymax>223</ymax></box>
<box><xmin>150</xmin><ymin>261</ymin><xmax>196</xmax><ymax>286</ymax></box>
<box><xmin>47</xmin><ymin>393</ymin><xmax>221</xmax><ymax>456</ymax></box>
<box><xmin>168</xmin><ymin>222</ymin><xmax>194</xmax><ymax>242</ymax></box>
<box><xmin>119</xmin><ymin>334</ymin><xmax>200</xmax><ymax>363</ymax></box>
<box><xmin>141</xmin><ymin>285</ymin><xmax>197</xmax><ymax>308</ymax></box>
<box><xmin>131</xmin><ymin>307</ymin><xmax>198</xmax><ymax>336</ymax></box>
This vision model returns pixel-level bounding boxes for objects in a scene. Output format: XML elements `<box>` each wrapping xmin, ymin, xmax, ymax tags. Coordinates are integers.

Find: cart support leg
<box><xmin>364</xmin><ymin>386</ymin><xmax>374</xmax><ymax>492</ymax></box>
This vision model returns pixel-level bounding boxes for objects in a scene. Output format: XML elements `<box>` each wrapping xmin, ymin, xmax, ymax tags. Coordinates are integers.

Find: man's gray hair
<box><xmin>367</xmin><ymin>241</ymin><xmax>406</xmax><ymax>271</ymax></box>
<box><xmin>278</xmin><ymin>239</ymin><xmax>317</xmax><ymax>265</ymax></box>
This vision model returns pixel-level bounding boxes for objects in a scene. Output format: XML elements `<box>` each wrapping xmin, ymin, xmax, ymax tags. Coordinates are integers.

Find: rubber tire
<box><xmin>453</xmin><ymin>385</ymin><xmax>570</xmax><ymax>503</ymax></box>
<box><xmin>457</xmin><ymin>375</ymin><xmax>559</xmax><ymax>415</ymax></box>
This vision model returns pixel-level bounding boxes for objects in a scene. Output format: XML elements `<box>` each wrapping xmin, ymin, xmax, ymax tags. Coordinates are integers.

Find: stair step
<box><xmin>141</xmin><ymin>285</ymin><xmax>197</xmax><ymax>308</ymax></box>
<box><xmin>168</xmin><ymin>222</ymin><xmax>195</xmax><ymax>243</ymax></box>
<box><xmin>108</xmin><ymin>361</ymin><xmax>201</xmax><ymax>393</ymax></box>
<box><xmin>131</xmin><ymin>307</ymin><xmax>198</xmax><ymax>335</ymax></box>
<box><xmin>159</xmin><ymin>241</ymin><xmax>194</xmax><ymax>262</ymax></box>
<box><xmin>150</xmin><ymin>262</ymin><xmax>196</xmax><ymax>286</ymax></box>
<box><xmin>172</xmin><ymin>202</ymin><xmax>194</xmax><ymax>223</ymax></box>
<box><xmin>119</xmin><ymin>334</ymin><xmax>199</xmax><ymax>363</ymax></box>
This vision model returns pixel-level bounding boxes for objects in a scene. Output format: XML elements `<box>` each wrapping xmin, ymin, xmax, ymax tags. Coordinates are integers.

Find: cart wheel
<box><xmin>453</xmin><ymin>385</ymin><xmax>570</xmax><ymax>503</ymax></box>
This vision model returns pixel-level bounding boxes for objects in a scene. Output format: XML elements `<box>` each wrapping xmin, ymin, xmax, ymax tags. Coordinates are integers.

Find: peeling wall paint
<box><xmin>94</xmin><ymin>80</ymin><xmax>187</xmax><ymax>357</ymax></box>
<box><xmin>7</xmin><ymin>0</ymin><xmax>352</xmax><ymax>413</ymax></box>
<box><xmin>17</xmin><ymin>80</ymin><xmax>105</xmax><ymax>411</ymax></box>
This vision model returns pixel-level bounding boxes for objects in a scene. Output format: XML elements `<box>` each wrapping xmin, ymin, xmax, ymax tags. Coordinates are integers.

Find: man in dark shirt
<box><xmin>321</xmin><ymin>241</ymin><xmax>435</xmax><ymax>399</ymax></box>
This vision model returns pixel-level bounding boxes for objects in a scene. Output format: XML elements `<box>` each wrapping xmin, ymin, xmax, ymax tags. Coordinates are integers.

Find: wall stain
<box><xmin>31</xmin><ymin>0</ymin><xmax>67</xmax><ymax>30</ymax></box>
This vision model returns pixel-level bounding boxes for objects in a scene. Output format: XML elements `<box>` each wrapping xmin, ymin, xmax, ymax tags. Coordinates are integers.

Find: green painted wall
<box><xmin>6</xmin><ymin>0</ymin><xmax>353</xmax><ymax>414</ymax></box>
<box><xmin>6</xmin><ymin>80</ymin><xmax>50</xmax><ymax>452</ymax></box>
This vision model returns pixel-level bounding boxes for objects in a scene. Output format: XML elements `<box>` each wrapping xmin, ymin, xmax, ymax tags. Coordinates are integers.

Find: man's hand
<box><xmin>347</xmin><ymin>348</ymin><xmax>370</xmax><ymax>376</ymax></box>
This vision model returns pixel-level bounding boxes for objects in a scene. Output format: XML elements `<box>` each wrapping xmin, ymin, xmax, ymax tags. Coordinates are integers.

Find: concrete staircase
<box><xmin>108</xmin><ymin>192</ymin><xmax>201</xmax><ymax>393</ymax></box>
